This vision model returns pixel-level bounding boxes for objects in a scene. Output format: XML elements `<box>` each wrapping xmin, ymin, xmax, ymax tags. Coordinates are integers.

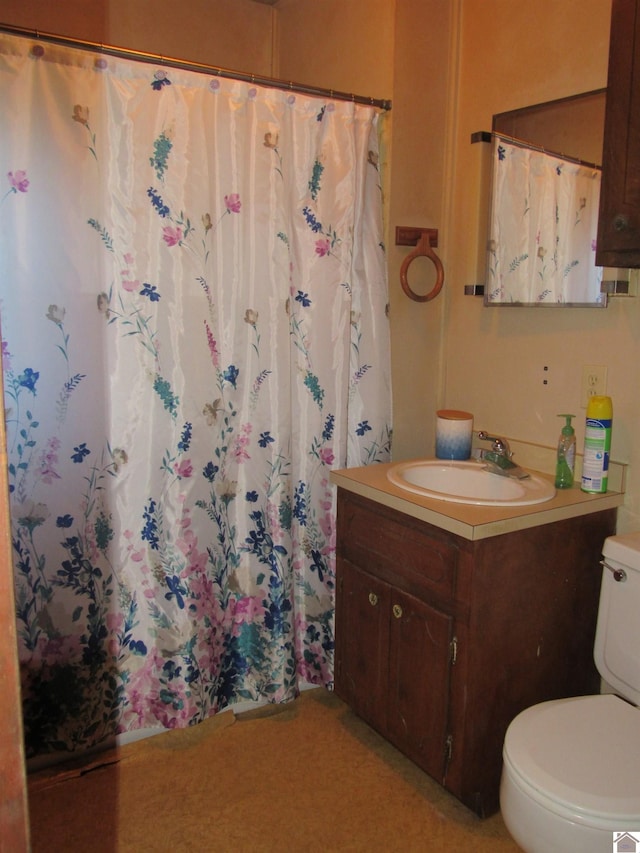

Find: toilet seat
<box><xmin>503</xmin><ymin>693</ymin><xmax>640</xmax><ymax>825</ymax></box>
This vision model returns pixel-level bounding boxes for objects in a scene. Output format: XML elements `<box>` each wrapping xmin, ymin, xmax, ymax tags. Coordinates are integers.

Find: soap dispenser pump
<box><xmin>555</xmin><ymin>414</ymin><xmax>576</xmax><ymax>489</ymax></box>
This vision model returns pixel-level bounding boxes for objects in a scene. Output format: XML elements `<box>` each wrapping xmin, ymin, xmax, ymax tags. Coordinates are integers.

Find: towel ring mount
<box><xmin>396</xmin><ymin>226</ymin><xmax>445</xmax><ymax>302</ymax></box>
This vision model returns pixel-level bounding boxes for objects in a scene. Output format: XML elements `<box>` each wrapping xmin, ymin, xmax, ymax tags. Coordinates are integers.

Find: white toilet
<box><xmin>500</xmin><ymin>531</ymin><xmax>640</xmax><ymax>853</ymax></box>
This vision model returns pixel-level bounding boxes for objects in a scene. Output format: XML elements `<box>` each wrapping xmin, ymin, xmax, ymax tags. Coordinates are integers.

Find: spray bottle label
<box><xmin>581</xmin><ymin>416</ymin><xmax>612</xmax><ymax>493</ymax></box>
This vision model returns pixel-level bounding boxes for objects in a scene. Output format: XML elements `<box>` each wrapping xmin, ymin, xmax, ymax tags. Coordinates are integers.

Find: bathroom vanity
<box><xmin>331</xmin><ymin>462</ymin><xmax>623</xmax><ymax>817</ymax></box>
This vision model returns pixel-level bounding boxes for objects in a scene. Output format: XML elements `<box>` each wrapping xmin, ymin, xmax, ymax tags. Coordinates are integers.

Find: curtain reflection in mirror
<box><xmin>485</xmin><ymin>136</ymin><xmax>604</xmax><ymax>306</ymax></box>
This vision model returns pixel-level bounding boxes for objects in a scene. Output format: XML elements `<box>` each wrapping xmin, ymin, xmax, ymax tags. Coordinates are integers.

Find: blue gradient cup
<box><xmin>435</xmin><ymin>410</ymin><xmax>473</xmax><ymax>460</ymax></box>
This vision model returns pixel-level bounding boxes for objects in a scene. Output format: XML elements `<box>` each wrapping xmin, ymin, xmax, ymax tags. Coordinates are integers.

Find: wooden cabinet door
<box><xmin>334</xmin><ymin>558</ymin><xmax>390</xmax><ymax>734</ymax></box>
<box><xmin>335</xmin><ymin>558</ymin><xmax>454</xmax><ymax>781</ymax></box>
<box><xmin>597</xmin><ymin>0</ymin><xmax>640</xmax><ymax>266</ymax></box>
<box><xmin>387</xmin><ymin>588</ymin><xmax>454</xmax><ymax>782</ymax></box>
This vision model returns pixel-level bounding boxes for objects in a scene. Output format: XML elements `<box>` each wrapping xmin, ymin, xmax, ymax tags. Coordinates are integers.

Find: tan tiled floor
<box><xmin>29</xmin><ymin>689</ymin><xmax>521</xmax><ymax>852</ymax></box>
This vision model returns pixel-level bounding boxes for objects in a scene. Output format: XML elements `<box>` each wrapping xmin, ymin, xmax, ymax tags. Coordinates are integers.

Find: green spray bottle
<box><xmin>581</xmin><ymin>396</ymin><xmax>613</xmax><ymax>493</ymax></box>
<box><xmin>555</xmin><ymin>414</ymin><xmax>576</xmax><ymax>489</ymax></box>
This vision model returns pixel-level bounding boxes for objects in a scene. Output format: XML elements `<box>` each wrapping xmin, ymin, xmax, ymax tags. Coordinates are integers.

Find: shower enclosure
<box><xmin>0</xmin><ymin>31</ymin><xmax>391</xmax><ymax>760</ymax></box>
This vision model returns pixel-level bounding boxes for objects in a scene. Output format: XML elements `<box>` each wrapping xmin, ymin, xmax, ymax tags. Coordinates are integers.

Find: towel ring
<box><xmin>399</xmin><ymin>231</ymin><xmax>445</xmax><ymax>302</ymax></box>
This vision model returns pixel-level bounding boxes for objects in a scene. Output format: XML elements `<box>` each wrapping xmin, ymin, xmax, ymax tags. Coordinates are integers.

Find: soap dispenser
<box><xmin>555</xmin><ymin>414</ymin><xmax>576</xmax><ymax>489</ymax></box>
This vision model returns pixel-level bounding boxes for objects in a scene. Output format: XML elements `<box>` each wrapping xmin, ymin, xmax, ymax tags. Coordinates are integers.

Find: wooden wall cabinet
<box><xmin>596</xmin><ymin>0</ymin><xmax>640</xmax><ymax>267</ymax></box>
<box><xmin>334</xmin><ymin>489</ymin><xmax>617</xmax><ymax>817</ymax></box>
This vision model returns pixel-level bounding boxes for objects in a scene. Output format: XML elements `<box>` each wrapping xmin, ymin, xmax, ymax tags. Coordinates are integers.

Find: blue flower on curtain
<box><xmin>140</xmin><ymin>283</ymin><xmax>161</xmax><ymax>301</ymax></box>
<box><xmin>17</xmin><ymin>367</ymin><xmax>39</xmax><ymax>393</ymax></box>
<box><xmin>70</xmin><ymin>443</ymin><xmax>90</xmax><ymax>463</ymax></box>
<box><xmin>151</xmin><ymin>70</ymin><xmax>171</xmax><ymax>91</ymax></box>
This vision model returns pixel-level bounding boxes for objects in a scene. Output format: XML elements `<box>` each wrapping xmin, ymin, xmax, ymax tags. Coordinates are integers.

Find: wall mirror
<box><xmin>483</xmin><ymin>89</ymin><xmax>607</xmax><ymax>307</ymax></box>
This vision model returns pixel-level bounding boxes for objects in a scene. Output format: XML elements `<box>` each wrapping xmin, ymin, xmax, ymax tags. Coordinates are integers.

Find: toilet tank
<box><xmin>594</xmin><ymin>532</ymin><xmax>640</xmax><ymax>706</ymax></box>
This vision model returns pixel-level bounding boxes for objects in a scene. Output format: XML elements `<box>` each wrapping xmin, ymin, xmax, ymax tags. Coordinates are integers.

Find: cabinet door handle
<box><xmin>613</xmin><ymin>213</ymin><xmax>630</xmax><ymax>232</ymax></box>
<box><xmin>392</xmin><ymin>603</ymin><xmax>403</xmax><ymax>619</ymax></box>
<box><xmin>368</xmin><ymin>592</ymin><xmax>378</xmax><ymax>606</ymax></box>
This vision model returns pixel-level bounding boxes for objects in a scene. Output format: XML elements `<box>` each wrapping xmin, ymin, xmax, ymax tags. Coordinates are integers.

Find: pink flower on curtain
<box><xmin>173</xmin><ymin>459</ymin><xmax>193</xmax><ymax>479</ymax></box>
<box><xmin>315</xmin><ymin>237</ymin><xmax>331</xmax><ymax>257</ymax></box>
<box><xmin>121</xmin><ymin>254</ymin><xmax>139</xmax><ymax>291</ymax></box>
<box><xmin>231</xmin><ymin>422</ymin><xmax>252</xmax><ymax>462</ymax></box>
<box><xmin>122</xmin><ymin>528</ymin><xmax>143</xmax><ymax>562</ymax></box>
<box><xmin>162</xmin><ymin>225</ymin><xmax>182</xmax><ymax>247</ymax></box>
<box><xmin>224</xmin><ymin>193</ymin><xmax>241</xmax><ymax>213</ymax></box>
<box><xmin>39</xmin><ymin>436</ymin><xmax>61</xmax><ymax>484</ymax></box>
<box><xmin>204</xmin><ymin>321</ymin><xmax>220</xmax><ymax>367</ymax></box>
<box><xmin>319</xmin><ymin>447</ymin><xmax>334</xmax><ymax>465</ymax></box>
<box><xmin>231</xmin><ymin>595</ymin><xmax>267</xmax><ymax>636</ymax></box>
<box><xmin>35</xmin><ymin>632</ymin><xmax>82</xmax><ymax>663</ymax></box>
<box><xmin>2</xmin><ymin>170</ymin><xmax>29</xmax><ymax>206</ymax></box>
<box><xmin>105</xmin><ymin>611</ymin><xmax>124</xmax><ymax>632</ymax></box>
<box><xmin>7</xmin><ymin>170</ymin><xmax>29</xmax><ymax>193</ymax></box>
<box><xmin>1</xmin><ymin>340</ymin><xmax>11</xmax><ymax>371</ymax></box>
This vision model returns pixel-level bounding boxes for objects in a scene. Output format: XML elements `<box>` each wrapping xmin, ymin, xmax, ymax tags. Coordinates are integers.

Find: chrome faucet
<box><xmin>476</xmin><ymin>431</ymin><xmax>530</xmax><ymax>479</ymax></box>
<box><xmin>477</xmin><ymin>431</ymin><xmax>511</xmax><ymax>457</ymax></box>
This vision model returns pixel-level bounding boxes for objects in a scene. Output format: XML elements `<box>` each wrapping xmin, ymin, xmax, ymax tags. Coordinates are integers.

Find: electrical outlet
<box><xmin>581</xmin><ymin>365</ymin><xmax>608</xmax><ymax>408</ymax></box>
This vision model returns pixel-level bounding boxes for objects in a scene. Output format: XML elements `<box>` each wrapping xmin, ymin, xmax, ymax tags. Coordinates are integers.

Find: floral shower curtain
<box><xmin>485</xmin><ymin>136</ymin><xmax>604</xmax><ymax>305</ymax></box>
<box><xmin>0</xmin><ymin>33</ymin><xmax>391</xmax><ymax>760</ymax></box>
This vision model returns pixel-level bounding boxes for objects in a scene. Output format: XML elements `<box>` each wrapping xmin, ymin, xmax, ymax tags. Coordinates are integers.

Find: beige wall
<box><xmin>0</xmin><ymin>0</ymin><xmax>276</xmax><ymax>74</ymax></box>
<box><xmin>2</xmin><ymin>0</ymin><xmax>638</xmax><ymax>530</ymax></box>
<box><xmin>275</xmin><ymin>0</ymin><xmax>394</xmax><ymax>98</ymax></box>
<box><xmin>446</xmin><ymin>0</ymin><xmax>640</xmax><ymax>532</ymax></box>
<box><xmin>386</xmin><ymin>0</ymin><xmax>455</xmax><ymax>461</ymax></box>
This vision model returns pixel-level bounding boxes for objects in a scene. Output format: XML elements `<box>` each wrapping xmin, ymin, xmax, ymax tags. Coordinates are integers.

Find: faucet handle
<box><xmin>477</xmin><ymin>431</ymin><xmax>511</xmax><ymax>456</ymax></box>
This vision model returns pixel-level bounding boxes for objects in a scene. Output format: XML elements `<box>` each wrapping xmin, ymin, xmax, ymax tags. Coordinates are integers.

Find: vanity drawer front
<box><xmin>337</xmin><ymin>492</ymin><xmax>457</xmax><ymax>599</ymax></box>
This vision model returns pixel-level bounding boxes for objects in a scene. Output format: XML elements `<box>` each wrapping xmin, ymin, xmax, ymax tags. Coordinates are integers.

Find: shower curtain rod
<box><xmin>472</xmin><ymin>130</ymin><xmax>600</xmax><ymax>171</ymax></box>
<box><xmin>0</xmin><ymin>22</ymin><xmax>392</xmax><ymax>111</ymax></box>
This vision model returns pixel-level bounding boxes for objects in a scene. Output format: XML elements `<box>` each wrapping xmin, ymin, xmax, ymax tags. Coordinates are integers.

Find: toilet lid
<box><xmin>503</xmin><ymin>694</ymin><xmax>640</xmax><ymax>821</ymax></box>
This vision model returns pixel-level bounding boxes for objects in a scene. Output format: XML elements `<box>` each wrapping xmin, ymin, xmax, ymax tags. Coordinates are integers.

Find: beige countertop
<box><xmin>330</xmin><ymin>460</ymin><xmax>624</xmax><ymax>541</ymax></box>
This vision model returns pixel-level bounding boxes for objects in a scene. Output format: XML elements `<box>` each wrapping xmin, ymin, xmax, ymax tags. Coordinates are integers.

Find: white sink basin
<box><xmin>387</xmin><ymin>460</ymin><xmax>556</xmax><ymax>506</ymax></box>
